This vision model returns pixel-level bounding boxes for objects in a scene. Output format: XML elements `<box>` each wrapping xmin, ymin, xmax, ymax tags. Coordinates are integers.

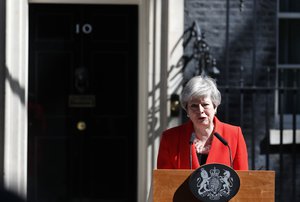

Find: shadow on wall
<box><xmin>0</xmin><ymin>188</ymin><xmax>26</xmax><ymax>202</ymax></box>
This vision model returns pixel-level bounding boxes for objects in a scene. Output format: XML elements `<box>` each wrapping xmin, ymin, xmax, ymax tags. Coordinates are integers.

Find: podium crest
<box><xmin>189</xmin><ymin>163</ymin><xmax>240</xmax><ymax>202</ymax></box>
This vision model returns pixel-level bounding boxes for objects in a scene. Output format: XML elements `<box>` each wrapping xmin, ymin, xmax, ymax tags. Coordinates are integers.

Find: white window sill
<box><xmin>270</xmin><ymin>129</ymin><xmax>300</xmax><ymax>145</ymax></box>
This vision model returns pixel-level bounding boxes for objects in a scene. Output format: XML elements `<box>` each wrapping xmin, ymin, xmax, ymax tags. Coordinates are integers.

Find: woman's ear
<box><xmin>214</xmin><ymin>107</ymin><xmax>218</xmax><ymax>114</ymax></box>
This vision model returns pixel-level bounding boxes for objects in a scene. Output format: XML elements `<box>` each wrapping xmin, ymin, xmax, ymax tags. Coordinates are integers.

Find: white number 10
<box><xmin>75</xmin><ymin>24</ymin><xmax>93</xmax><ymax>34</ymax></box>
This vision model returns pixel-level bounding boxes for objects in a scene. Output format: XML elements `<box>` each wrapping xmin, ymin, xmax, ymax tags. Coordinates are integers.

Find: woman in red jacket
<box><xmin>157</xmin><ymin>75</ymin><xmax>248</xmax><ymax>170</ymax></box>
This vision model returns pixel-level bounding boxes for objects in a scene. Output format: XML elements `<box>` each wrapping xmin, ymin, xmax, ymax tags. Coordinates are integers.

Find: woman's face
<box><xmin>187</xmin><ymin>96</ymin><xmax>217</xmax><ymax>129</ymax></box>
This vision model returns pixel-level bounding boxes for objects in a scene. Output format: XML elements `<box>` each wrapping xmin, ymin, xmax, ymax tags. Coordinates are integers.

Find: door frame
<box><xmin>5</xmin><ymin>0</ymin><xmax>149</xmax><ymax>200</ymax></box>
<box><xmin>5</xmin><ymin>0</ymin><xmax>183</xmax><ymax>201</ymax></box>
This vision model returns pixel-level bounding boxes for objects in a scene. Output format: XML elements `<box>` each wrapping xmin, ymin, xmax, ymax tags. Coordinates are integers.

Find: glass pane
<box><xmin>279</xmin><ymin>19</ymin><xmax>300</xmax><ymax>64</ymax></box>
<box><xmin>280</xmin><ymin>0</ymin><xmax>300</xmax><ymax>12</ymax></box>
<box><xmin>278</xmin><ymin>69</ymin><xmax>300</xmax><ymax>114</ymax></box>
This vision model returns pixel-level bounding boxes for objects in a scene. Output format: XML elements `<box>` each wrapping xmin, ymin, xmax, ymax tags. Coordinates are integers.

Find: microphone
<box><xmin>214</xmin><ymin>132</ymin><xmax>233</xmax><ymax>168</ymax></box>
<box><xmin>189</xmin><ymin>132</ymin><xmax>196</xmax><ymax>169</ymax></box>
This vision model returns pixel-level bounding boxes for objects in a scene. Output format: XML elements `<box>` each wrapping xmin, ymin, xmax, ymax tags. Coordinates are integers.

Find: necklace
<box><xmin>194</xmin><ymin>135</ymin><xmax>213</xmax><ymax>154</ymax></box>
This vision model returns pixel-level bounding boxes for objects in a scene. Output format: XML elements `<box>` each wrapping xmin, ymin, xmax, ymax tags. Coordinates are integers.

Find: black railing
<box><xmin>216</xmin><ymin>67</ymin><xmax>300</xmax><ymax>202</ymax></box>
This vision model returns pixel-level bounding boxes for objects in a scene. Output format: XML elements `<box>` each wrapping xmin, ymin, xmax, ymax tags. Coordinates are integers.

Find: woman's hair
<box><xmin>180</xmin><ymin>75</ymin><xmax>221</xmax><ymax>110</ymax></box>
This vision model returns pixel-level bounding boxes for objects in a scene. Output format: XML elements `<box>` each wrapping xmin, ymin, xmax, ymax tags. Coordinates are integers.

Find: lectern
<box><xmin>153</xmin><ymin>169</ymin><xmax>275</xmax><ymax>202</ymax></box>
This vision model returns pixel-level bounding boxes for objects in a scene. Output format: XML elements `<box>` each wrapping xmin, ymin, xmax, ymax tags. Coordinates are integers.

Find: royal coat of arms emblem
<box><xmin>189</xmin><ymin>163</ymin><xmax>240</xmax><ymax>202</ymax></box>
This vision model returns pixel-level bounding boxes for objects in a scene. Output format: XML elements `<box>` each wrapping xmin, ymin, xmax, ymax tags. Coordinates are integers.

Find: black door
<box><xmin>28</xmin><ymin>4</ymin><xmax>138</xmax><ymax>202</ymax></box>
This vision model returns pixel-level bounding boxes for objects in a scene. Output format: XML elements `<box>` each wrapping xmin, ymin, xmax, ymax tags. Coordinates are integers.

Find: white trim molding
<box><xmin>29</xmin><ymin>0</ymin><xmax>140</xmax><ymax>4</ymax></box>
<box><xmin>5</xmin><ymin>0</ymin><xmax>29</xmax><ymax>198</ymax></box>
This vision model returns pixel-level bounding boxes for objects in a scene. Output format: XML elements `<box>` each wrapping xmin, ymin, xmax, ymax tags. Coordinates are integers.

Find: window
<box><xmin>277</xmin><ymin>0</ymin><xmax>300</xmax><ymax>115</ymax></box>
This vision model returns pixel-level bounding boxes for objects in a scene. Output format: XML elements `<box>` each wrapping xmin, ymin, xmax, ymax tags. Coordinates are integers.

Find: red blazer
<box><xmin>157</xmin><ymin>117</ymin><xmax>248</xmax><ymax>170</ymax></box>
